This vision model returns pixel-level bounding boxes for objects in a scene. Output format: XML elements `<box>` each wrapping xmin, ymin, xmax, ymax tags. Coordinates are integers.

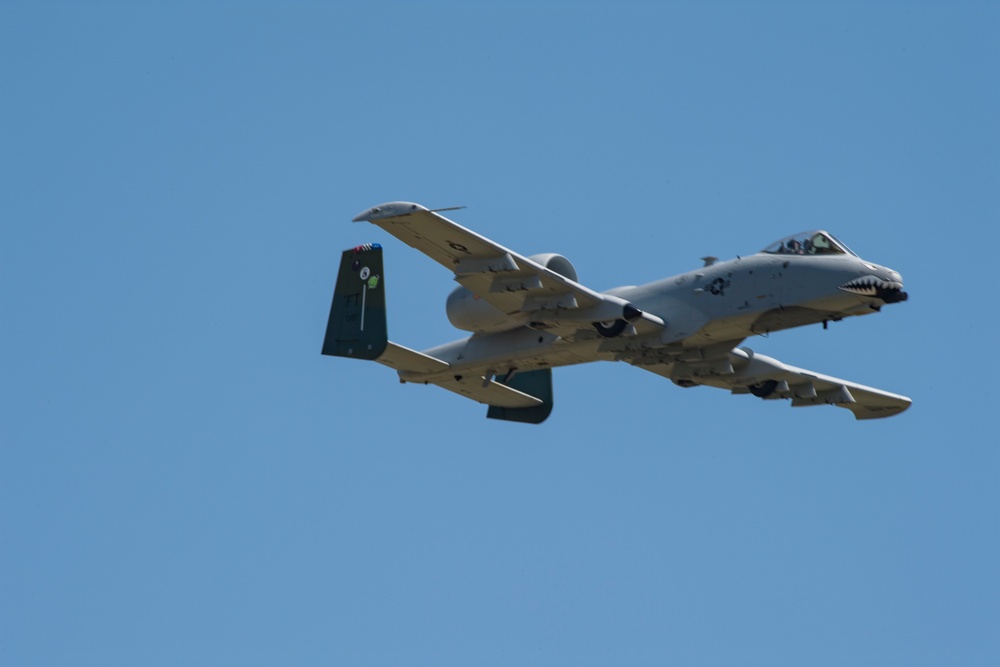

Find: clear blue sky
<box><xmin>3</xmin><ymin>1</ymin><xmax>998</xmax><ymax>664</ymax></box>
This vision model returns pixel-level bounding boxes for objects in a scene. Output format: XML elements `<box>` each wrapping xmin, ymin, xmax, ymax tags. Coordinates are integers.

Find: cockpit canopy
<box><xmin>761</xmin><ymin>231</ymin><xmax>857</xmax><ymax>257</ymax></box>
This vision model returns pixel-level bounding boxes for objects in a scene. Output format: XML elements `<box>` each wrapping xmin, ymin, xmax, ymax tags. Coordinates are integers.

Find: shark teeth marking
<box><xmin>838</xmin><ymin>276</ymin><xmax>904</xmax><ymax>297</ymax></box>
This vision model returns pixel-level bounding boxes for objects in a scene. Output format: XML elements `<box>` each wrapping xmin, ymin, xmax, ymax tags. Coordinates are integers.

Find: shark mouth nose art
<box><xmin>839</xmin><ymin>276</ymin><xmax>908</xmax><ymax>303</ymax></box>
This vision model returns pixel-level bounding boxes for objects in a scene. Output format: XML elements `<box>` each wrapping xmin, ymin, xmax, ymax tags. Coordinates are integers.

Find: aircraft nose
<box><xmin>883</xmin><ymin>285</ymin><xmax>908</xmax><ymax>303</ymax></box>
<box><xmin>886</xmin><ymin>268</ymin><xmax>908</xmax><ymax>303</ymax></box>
<box><xmin>838</xmin><ymin>273</ymin><xmax>908</xmax><ymax>303</ymax></box>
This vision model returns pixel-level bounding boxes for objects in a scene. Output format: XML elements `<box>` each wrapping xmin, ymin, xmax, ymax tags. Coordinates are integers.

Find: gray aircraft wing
<box><xmin>352</xmin><ymin>202</ymin><xmax>663</xmax><ymax>331</ymax></box>
<box><xmin>625</xmin><ymin>346</ymin><xmax>911</xmax><ymax>420</ymax></box>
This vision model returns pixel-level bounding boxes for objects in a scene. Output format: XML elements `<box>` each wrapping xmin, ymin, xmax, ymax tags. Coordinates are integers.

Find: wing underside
<box><xmin>626</xmin><ymin>346</ymin><xmax>910</xmax><ymax>419</ymax></box>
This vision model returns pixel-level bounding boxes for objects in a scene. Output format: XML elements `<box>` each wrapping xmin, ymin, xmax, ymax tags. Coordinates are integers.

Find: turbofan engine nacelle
<box><xmin>446</xmin><ymin>253</ymin><xmax>579</xmax><ymax>333</ymax></box>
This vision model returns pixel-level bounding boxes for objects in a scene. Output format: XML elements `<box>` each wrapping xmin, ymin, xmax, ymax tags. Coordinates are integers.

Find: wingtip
<box><xmin>352</xmin><ymin>201</ymin><xmax>428</xmax><ymax>222</ymax></box>
<box><xmin>849</xmin><ymin>398</ymin><xmax>912</xmax><ymax>420</ymax></box>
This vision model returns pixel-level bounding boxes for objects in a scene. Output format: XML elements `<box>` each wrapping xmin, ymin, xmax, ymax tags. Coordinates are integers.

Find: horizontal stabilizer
<box><xmin>375</xmin><ymin>342</ymin><xmax>546</xmax><ymax>412</ymax></box>
<box><xmin>376</xmin><ymin>342</ymin><xmax>449</xmax><ymax>374</ymax></box>
<box><xmin>436</xmin><ymin>374</ymin><xmax>545</xmax><ymax>409</ymax></box>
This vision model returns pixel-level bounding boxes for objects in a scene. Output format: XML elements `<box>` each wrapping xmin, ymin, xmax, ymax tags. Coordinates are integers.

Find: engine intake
<box><xmin>527</xmin><ymin>253</ymin><xmax>578</xmax><ymax>282</ymax></box>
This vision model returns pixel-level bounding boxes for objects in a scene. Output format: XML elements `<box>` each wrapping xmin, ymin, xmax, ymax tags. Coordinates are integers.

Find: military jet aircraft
<box><xmin>322</xmin><ymin>202</ymin><xmax>910</xmax><ymax>423</ymax></box>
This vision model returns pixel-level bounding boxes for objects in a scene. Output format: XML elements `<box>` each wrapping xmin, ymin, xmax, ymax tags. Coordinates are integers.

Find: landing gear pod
<box><xmin>593</xmin><ymin>303</ymin><xmax>643</xmax><ymax>338</ymax></box>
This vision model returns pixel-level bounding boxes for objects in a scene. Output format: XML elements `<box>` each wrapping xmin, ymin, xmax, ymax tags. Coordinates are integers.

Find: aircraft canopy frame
<box><xmin>761</xmin><ymin>231</ymin><xmax>857</xmax><ymax>257</ymax></box>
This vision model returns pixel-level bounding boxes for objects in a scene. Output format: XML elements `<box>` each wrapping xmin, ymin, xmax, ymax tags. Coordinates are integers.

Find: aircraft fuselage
<box><xmin>419</xmin><ymin>250</ymin><xmax>906</xmax><ymax>378</ymax></box>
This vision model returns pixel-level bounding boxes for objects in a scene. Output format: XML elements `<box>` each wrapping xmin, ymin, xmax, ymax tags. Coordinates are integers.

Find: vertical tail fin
<box><xmin>321</xmin><ymin>244</ymin><xmax>388</xmax><ymax>360</ymax></box>
<box><xmin>486</xmin><ymin>369</ymin><xmax>554</xmax><ymax>424</ymax></box>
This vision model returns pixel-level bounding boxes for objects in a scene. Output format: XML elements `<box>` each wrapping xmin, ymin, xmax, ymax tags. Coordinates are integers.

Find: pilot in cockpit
<box><xmin>810</xmin><ymin>233</ymin><xmax>833</xmax><ymax>255</ymax></box>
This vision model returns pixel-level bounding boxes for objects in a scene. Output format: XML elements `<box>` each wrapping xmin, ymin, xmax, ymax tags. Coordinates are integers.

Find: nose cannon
<box><xmin>882</xmin><ymin>285</ymin><xmax>908</xmax><ymax>303</ymax></box>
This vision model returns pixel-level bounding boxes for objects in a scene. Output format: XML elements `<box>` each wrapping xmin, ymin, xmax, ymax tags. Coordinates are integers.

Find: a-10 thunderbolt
<box><xmin>322</xmin><ymin>202</ymin><xmax>910</xmax><ymax>424</ymax></box>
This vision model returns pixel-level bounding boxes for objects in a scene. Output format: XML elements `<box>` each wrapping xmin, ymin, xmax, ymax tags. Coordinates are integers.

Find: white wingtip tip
<box><xmin>352</xmin><ymin>201</ymin><xmax>428</xmax><ymax>222</ymax></box>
